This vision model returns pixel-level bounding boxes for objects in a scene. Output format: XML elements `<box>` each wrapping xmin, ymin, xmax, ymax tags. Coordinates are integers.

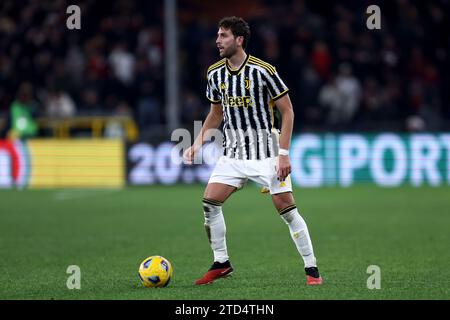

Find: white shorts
<box><xmin>208</xmin><ymin>156</ymin><xmax>293</xmax><ymax>195</ymax></box>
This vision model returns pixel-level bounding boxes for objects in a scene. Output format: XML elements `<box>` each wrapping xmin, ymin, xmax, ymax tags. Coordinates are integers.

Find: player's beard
<box><xmin>220</xmin><ymin>43</ymin><xmax>237</xmax><ymax>59</ymax></box>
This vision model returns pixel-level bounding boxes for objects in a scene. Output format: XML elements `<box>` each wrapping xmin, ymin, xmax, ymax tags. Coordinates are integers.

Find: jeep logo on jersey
<box><xmin>222</xmin><ymin>93</ymin><xmax>253</xmax><ymax>108</ymax></box>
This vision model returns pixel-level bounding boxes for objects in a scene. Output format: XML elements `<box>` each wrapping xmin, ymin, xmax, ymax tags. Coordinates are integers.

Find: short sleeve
<box><xmin>264</xmin><ymin>70</ymin><xmax>289</xmax><ymax>101</ymax></box>
<box><xmin>206</xmin><ymin>77</ymin><xmax>221</xmax><ymax>103</ymax></box>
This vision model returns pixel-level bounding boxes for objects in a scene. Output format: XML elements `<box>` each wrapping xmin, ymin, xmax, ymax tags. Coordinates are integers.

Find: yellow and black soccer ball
<box><xmin>138</xmin><ymin>256</ymin><xmax>173</xmax><ymax>288</ymax></box>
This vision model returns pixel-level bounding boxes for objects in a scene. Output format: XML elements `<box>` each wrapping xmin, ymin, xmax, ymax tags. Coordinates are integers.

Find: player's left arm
<box><xmin>274</xmin><ymin>94</ymin><xmax>294</xmax><ymax>181</ymax></box>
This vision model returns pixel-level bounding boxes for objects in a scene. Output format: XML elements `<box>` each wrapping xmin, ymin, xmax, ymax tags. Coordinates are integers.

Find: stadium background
<box><xmin>0</xmin><ymin>0</ymin><xmax>449</xmax><ymax>300</ymax></box>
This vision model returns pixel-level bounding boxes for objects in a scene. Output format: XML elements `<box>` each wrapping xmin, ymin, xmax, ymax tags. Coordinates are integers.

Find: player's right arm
<box><xmin>183</xmin><ymin>103</ymin><xmax>223</xmax><ymax>164</ymax></box>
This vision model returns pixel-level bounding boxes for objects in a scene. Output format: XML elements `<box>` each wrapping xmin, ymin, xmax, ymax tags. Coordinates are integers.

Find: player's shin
<box><xmin>279</xmin><ymin>205</ymin><xmax>317</xmax><ymax>268</ymax></box>
<box><xmin>203</xmin><ymin>198</ymin><xmax>229</xmax><ymax>263</ymax></box>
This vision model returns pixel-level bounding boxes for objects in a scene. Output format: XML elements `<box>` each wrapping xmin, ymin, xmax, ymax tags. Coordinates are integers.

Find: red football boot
<box><xmin>195</xmin><ymin>261</ymin><xmax>234</xmax><ymax>285</ymax></box>
<box><xmin>305</xmin><ymin>267</ymin><xmax>323</xmax><ymax>285</ymax></box>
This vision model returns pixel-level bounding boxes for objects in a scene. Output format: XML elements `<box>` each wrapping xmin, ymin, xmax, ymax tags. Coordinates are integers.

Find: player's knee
<box><xmin>202</xmin><ymin>198</ymin><xmax>223</xmax><ymax>220</ymax></box>
<box><xmin>272</xmin><ymin>192</ymin><xmax>294</xmax><ymax>212</ymax></box>
<box><xmin>274</xmin><ymin>199</ymin><xmax>295</xmax><ymax>213</ymax></box>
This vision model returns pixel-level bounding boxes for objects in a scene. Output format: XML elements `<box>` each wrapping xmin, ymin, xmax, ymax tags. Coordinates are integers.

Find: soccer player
<box><xmin>183</xmin><ymin>17</ymin><xmax>322</xmax><ymax>286</ymax></box>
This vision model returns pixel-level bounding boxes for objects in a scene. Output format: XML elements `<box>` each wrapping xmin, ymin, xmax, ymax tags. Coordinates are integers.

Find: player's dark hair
<box><xmin>218</xmin><ymin>16</ymin><xmax>251</xmax><ymax>49</ymax></box>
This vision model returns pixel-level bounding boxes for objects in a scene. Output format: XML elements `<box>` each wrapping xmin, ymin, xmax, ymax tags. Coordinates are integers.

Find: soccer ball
<box><xmin>138</xmin><ymin>256</ymin><xmax>173</xmax><ymax>288</ymax></box>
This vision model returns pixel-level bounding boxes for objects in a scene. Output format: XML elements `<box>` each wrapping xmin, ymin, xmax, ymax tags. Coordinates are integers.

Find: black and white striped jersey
<box><xmin>206</xmin><ymin>54</ymin><xmax>289</xmax><ymax>160</ymax></box>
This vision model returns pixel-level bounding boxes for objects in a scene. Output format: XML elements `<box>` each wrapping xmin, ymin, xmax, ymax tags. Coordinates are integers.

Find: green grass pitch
<box><xmin>0</xmin><ymin>185</ymin><xmax>449</xmax><ymax>299</ymax></box>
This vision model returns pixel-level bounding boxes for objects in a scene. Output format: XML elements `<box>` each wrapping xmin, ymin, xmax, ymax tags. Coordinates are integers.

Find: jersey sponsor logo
<box><xmin>222</xmin><ymin>93</ymin><xmax>254</xmax><ymax>108</ymax></box>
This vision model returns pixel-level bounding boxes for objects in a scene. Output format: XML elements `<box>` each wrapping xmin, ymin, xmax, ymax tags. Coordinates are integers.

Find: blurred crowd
<box><xmin>0</xmin><ymin>0</ymin><xmax>164</xmax><ymax>138</ymax></box>
<box><xmin>181</xmin><ymin>0</ymin><xmax>450</xmax><ymax>132</ymax></box>
<box><xmin>0</xmin><ymin>0</ymin><xmax>449</xmax><ymax>139</ymax></box>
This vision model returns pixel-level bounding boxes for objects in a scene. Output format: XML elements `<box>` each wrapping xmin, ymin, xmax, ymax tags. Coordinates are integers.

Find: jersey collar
<box><xmin>226</xmin><ymin>54</ymin><xmax>249</xmax><ymax>76</ymax></box>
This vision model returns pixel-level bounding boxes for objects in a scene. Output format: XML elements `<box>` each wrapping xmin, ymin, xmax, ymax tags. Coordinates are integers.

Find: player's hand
<box><xmin>182</xmin><ymin>146</ymin><xmax>196</xmax><ymax>165</ymax></box>
<box><xmin>276</xmin><ymin>155</ymin><xmax>291</xmax><ymax>181</ymax></box>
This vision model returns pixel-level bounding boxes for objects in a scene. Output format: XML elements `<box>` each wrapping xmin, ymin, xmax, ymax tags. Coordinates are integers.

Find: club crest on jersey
<box><xmin>245</xmin><ymin>77</ymin><xmax>251</xmax><ymax>90</ymax></box>
<box><xmin>220</xmin><ymin>82</ymin><xmax>227</xmax><ymax>90</ymax></box>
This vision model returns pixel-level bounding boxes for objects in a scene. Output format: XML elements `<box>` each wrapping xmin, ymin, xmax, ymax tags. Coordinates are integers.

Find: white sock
<box><xmin>280</xmin><ymin>206</ymin><xmax>317</xmax><ymax>268</ymax></box>
<box><xmin>203</xmin><ymin>199</ymin><xmax>229</xmax><ymax>263</ymax></box>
